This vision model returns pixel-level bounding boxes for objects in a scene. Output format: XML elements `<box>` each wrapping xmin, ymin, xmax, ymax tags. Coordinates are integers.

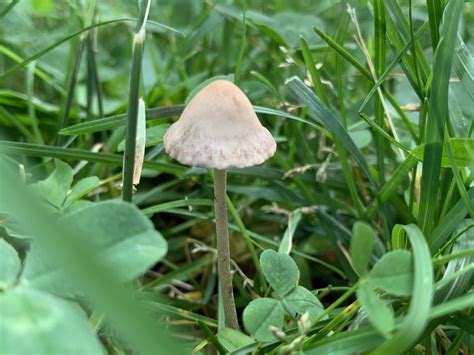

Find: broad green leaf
<box><xmin>217</xmin><ymin>327</ymin><xmax>254</xmax><ymax>352</ymax></box>
<box><xmin>212</xmin><ymin>4</ymin><xmax>323</xmax><ymax>48</ymax></box>
<box><xmin>357</xmin><ymin>282</ymin><xmax>395</xmax><ymax>338</ymax></box>
<box><xmin>31</xmin><ymin>0</ymin><xmax>54</xmax><ymax>14</ymax></box>
<box><xmin>283</xmin><ymin>286</ymin><xmax>324</xmax><ymax>319</ymax></box>
<box><xmin>0</xmin><ymin>159</ymin><xmax>184</xmax><ymax>353</ymax></box>
<box><xmin>349</xmin><ymin>130</ymin><xmax>372</xmax><ymax>149</ymax></box>
<box><xmin>412</xmin><ymin>138</ymin><xmax>474</xmax><ymax>168</ymax></box>
<box><xmin>29</xmin><ymin>159</ymin><xmax>73</xmax><ymax>208</ymax></box>
<box><xmin>63</xmin><ymin>176</ymin><xmax>100</xmax><ymax>209</ymax></box>
<box><xmin>350</xmin><ymin>221</ymin><xmax>376</xmax><ymax>277</ymax></box>
<box><xmin>250</xmin><ymin>11</ymin><xmax>323</xmax><ymax>48</ymax></box>
<box><xmin>366</xmin><ymin>139</ymin><xmax>474</xmax><ymax>220</ymax></box>
<box><xmin>0</xmin><ymin>287</ymin><xmax>103</xmax><ymax>355</ymax></box>
<box><xmin>21</xmin><ymin>201</ymin><xmax>168</xmax><ymax>295</ymax></box>
<box><xmin>242</xmin><ymin>298</ymin><xmax>284</xmax><ymax>342</ymax></box>
<box><xmin>21</xmin><ymin>243</ymin><xmax>75</xmax><ymax>296</ymax></box>
<box><xmin>117</xmin><ymin>124</ymin><xmax>170</xmax><ymax>152</ymax></box>
<box><xmin>368</xmin><ymin>250</ymin><xmax>413</xmax><ymax>297</ymax></box>
<box><xmin>65</xmin><ymin>200</ymin><xmax>95</xmax><ymax>214</ymax></box>
<box><xmin>374</xmin><ymin>225</ymin><xmax>433</xmax><ymax>354</ymax></box>
<box><xmin>2</xmin><ymin>216</ymin><xmax>31</xmax><ymax>239</ymax></box>
<box><xmin>0</xmin><ymin>238</ymin><xmax>21</xmax><ymax>289</ymax></box>
<box><xmin>260</xmin><ymin>249</ymin><xmax>299</xmax><ymax>297</ymax></box>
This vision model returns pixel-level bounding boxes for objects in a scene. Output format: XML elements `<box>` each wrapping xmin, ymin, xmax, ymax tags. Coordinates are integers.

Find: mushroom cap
<box><xmin>164</xmin><ymin>80</ymin><xmax>276</xmax><ymax>169</ymax></box>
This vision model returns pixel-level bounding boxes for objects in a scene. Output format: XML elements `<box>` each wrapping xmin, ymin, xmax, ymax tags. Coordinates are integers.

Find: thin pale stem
<box><xmin>213</xmin><ymin>169</ymin><xmax>239</xmax><ymax>330</ymax></box>
<box><xmin>122</xmin><ymin>30</ymin><xmax>145</xmax><ymax>202</ymax></box>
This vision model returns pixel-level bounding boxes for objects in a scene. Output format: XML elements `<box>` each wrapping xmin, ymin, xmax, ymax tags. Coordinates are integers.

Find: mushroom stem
<box><xmin>213</xmin><ymin>168</ymin><xmax>239</xmax><ymax>330</ymax></box>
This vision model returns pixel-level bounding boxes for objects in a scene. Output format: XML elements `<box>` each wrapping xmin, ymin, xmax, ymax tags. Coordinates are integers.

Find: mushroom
<box><xmin>164</xmin><ymin>80</ymin><xmax>276</xmax><ymax>329</ymax></box>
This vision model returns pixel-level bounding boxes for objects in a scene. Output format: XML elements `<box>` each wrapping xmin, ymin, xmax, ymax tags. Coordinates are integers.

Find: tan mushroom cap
<box><xmin>164</xmin><ymin>80</ymin><xmax>276</xmax><ymax>169</ymax></box>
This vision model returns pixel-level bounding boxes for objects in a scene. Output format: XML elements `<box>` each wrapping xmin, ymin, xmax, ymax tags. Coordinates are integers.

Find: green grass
<box><xmin>0</xmin><ymin>0</ymin><xmax>473</xmax><ymax>354</ymax></box>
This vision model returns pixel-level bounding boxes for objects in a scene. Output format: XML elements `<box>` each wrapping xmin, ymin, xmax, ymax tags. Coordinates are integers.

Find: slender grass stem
<box><xmin>89</xmin><ymin>26</ymin><xmax>104</xmax><ymax>120</ymax></box>
<box><xmin>197</xmin><ymin>320</ymin><xmax>226</xmax><ymax>354</ymax></box>
<box><xmin>26</xmin><ymin>62</ymin><xmax>43</xmax><ymax>144</ymax></box>
<box><xmin>234</xmin><ymin>0</ymin><xmax>246</xmax><ymax>86</ymax></box>
<box><xmin>0</xmin><ymin>0</ymin><xmax>19</xmax><ymax>19</ymax></box>
<box><xmin>86</xmin><ymin>38</ymin><xmax>94</xmax><ymax>122</ymax></box>
<box><xmin>122</xmin><ymin>28</ymin><xmax>146</xmax><ymax>201</ymax></box>
<box><xmin>56</xmin><ymin>37</ymin><xmax>85</xmax><ymax>145</ymax></box>
<box><xmin>303</xmin><ymin>282</ymin><xmax>359</xmax><ymax>347</ymax></box>
<box><xmin>374</xmin><ymin>0</ymin><xmax>386</xmax><ymax>187</ymax></box>
<box><xmin>0</xmin><ymin>106</ymin><xmax>35</xmax><ymax>141</ymax></box>
<box><xmin>226</xmin><ymin>195</ymin><xmax>266</xmax><ymax>289</ymax></box>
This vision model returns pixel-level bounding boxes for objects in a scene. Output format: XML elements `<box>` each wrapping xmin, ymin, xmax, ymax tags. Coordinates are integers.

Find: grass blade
<box><xmin>0</xmin><ymin>0</ymin><xmax>19</xmax><ymax>19</ymax></box>
<box><xmin>373</xmin><ymin>0</ymin><xmax>386</xmax><ymax>187</ymax></box>
<box><xmin>426</xmin><ymin>0</ymin><xmax>443</xmax><ymax>48</ymax></box>
<box><xmin>300</xmin><ymin>36</ymin><xmax>328</xmax><ymax>105</ymax></box>
<box><xmin>0</xmin><ymin>106</ymin><xmax>36</xmax><ymax>141</ymax></box>
<box><xmin>286</xmin><ymin>76</ymin><xmax>374</xmax><ymax>185</ymax></box>
<box><xmin>430</xmin><ymin>188</ymin><xmax>474</xmax><ymax>252</ymax></box>
<box><xmin>418</xmin><ymin>0</ymin><xmax>463</xmax><ymax>235</ymax></box>
<box><xmin>57</xmin><ymin>36</ymin><xmax>86</xmax><ymax>144</ymax></box>
<box><xmin>122</xmin><ymin>1</ymin><xmax>151</xmax><ymax>202</ymax></box>
<box><xmin>26</xmin><ymin>62</ymin><xmax>44</xmax><ymax>144</ymax></box>
<box><xmin>300</xmin><ymin>30</ymin><xmax>365</xmax><ymax>216</ymax></box>
<box><xmin>0</xmin><ymin>141</ymin><xmax>185</xmax><ymax>175</ymax></box>
<box><xmin>0</xmin><ymin>18</ymin><xmax>181</xmax><ymax>83</ymax></box>
<box><xmin>453</xmin><ymin>37</ymin><xmax>474</xmax><ymax>100</ymax></box>
<box><xmin>59</xmin><ymin>105</ymin><xmax>185</xmax><ymax>135</ymax></box>
<box><xmin>384</xmin><ymin>0</ymin><xmax>430</xmax><ymax>95</ymax></box>
<box><xmin>314</xmin><ymin>26</ymin><xmax>417</xmax><ymax>144</ymax></box>
<box><xmin>359</xmin><ymin>112</ymin><xmax>410</xmax><ymax>153</ymax></box>
<box><xmin>358</xmin><ymin>22</ymin><xmax>425</xmax><ymax>113</ymax></box>
<box><xmin>143</xmin><ymin>199</ymin><xmax>213</xmax><ymax>215</ymax></box>
<box><xmin>0</xmin><ymin>19</ymin><xmax>134</xmax><ymax>82</ymax></box>
<box><xmin>60</xmin><ymin>105</ymin><xmax>321</xmax><ymax>136</ymax></box>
